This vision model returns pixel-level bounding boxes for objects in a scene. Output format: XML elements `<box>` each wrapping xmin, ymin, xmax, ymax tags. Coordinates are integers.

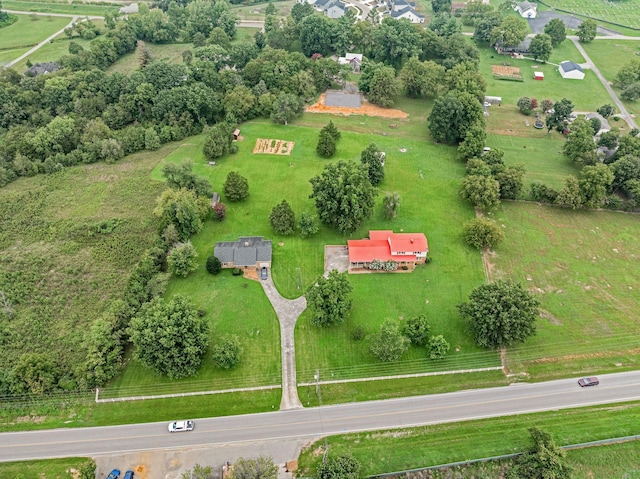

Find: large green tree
<box><xmin>490</xmin><ymin>15</ymin><xmax>528</xmax><ymax>47</ymax></box>
<box><xmin>306</xmin><ymin>270</ymin><xmax>353</xmax><ymax>327</ymax></box>
<box><xmin>316</xmin><ymin>454</ymin><xmax>361</xmax><ymax>479</ymax></box>
<box><xmin>369</xmin><ymin>319</ymin><xmax>411</xmax><ymax>362</ymax></box>
<box><xmin>360</xmin><ymin>143</ymin><xmax>385</xmax><ymax>186</ymax></box>
<box><xmin>464</xmin><ymin>217</ymin><xmax>505</xmax><ymax>250</ymax></box>
<box><xmin>577</xmin><ymin>19</ymin><xmax>597</xmax><ymax>42</ymax></box>
<box><xmin>563</xmin><ymin>117</ymin><xmax>598</xmax><ymax>167</ymax></box>
<box><xmin>162</xmin><ymin>159</ymin><xmax>212</xmax><ymax>197</ymax></box>
<box><xmin>309</xmin><ymin>160</ymin><xmax>377</xmax><ymax>234</ymax></box>
<box><xmin>459</xmin><ymin>280</ymin><xmax>539</xmax><ymax>349</ymax></box>
<box><xmin>544</xmin><ymin>18</ymin><xmax>566</xmax><ymax>46</ymax></box>
<box><xmin>402</xmin><ymin>314</ymin><xmax>430</xmax><ymax>346</ymax></box>
<box><xmin>399</xmin><ymin>58</ymin><xmax>445</xmax><ymax>98</ymax></box>
<box><xmin>579</xmin><ymin>163</ymin><xmax>614</xmax><ymax>208</ymax></box>
<box><xmin>367</xmin><ymin>65</ymin><xmax>399</xmax><ymax>107</ymax></box>
<box><xmin>529</xmin><ymin>33</ymin><xmax>553</xmax><ymax>62</ymax></box>
<box><xmin>154</xmin><ymin>188</ymin><xmax>203</xmax><ymax>241</ymax></box>
<box><xmin>167</xmin><ymin>241</ymin><xmax>199</xmax><ymax>277</ymax></box>
<box><xmin>428</xmin><ymin>91</ymin><xmax>485</xmax><ymax>144</ymax></box>
<box><xmin>460</xmin><ymin>174</ymin><xmax>501</xmax><ymax>210</ymax></box>
<box><xmin>300</xmin><ymin>14</ymin><xmax>333</xmax><ymax>57</ymax></box>
<box><xmin>509</xmin><ymin>428</ymin><xmax>572</xmax><ymax>479</ymax></box>
<box><xmin>211</xmin><ymin>334</ymin><xmax>243</xmax><ymax>369</ymax></box>
<box><xmin>546</xmin><ymin>98</ymin><xmax>574</xmax><ymax>133</ymax></box>
<box><xmin>269</xmin><ymin>199</ymin><xmax>296</xmax><ymax>235</ymax></box>
<box><xmin>270</xmin><ymin>92</ymin><xmax>303</xmax><ymax>125</ymax></box>
<box><xmin>555</xmin><ymin>175</ymin><xmax>583</xmax><ymax>209</ymax></box>
<box><xmin>129</xmin><ymin>295</ymin><xmax>209</xmax><ymax>379</ymax></box>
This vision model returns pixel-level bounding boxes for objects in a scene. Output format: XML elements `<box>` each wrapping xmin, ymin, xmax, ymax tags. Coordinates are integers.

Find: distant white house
<box><xmin>296</xmin><ymin>0</ymin><xmax>317</xmax><ymax>4</ymax></box>
<box><xmin>514</xmin><ymin>1</ymin><xmax>537</xmax><ymax>18</ymax></box>
<box><xmin>559</xmin><ymin>61</ymin><xmax>585</xmax><ymax>80</ymax></box>
<box><xmin>314</xmin><ymin>0</ymin><xmax>347</xmax><ymax>17</ymax></box>
<box><xmin>338</xmin><ymin>53</ymin><xmax>363</xmax><ymax>72</ymax></box>
<box><xmin>390</xmin><ymin>6</ymin><xmax>424</xmax><ymax>23</ymax></box>
<box><xmin>118</xmin><ymin>3</ymin><xmax>138</xmax><ymax>14</ymax></box>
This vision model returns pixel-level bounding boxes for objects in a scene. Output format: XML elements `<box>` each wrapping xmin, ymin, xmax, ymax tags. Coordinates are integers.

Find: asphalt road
<box><xmin>2</xmin><ymin>371</ymin><xmax>640</xmax><ymax>462</ymax></box>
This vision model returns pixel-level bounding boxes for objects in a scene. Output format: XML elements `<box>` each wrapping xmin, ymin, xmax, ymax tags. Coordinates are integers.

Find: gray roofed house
<box><xmin>514</xmin><ymin>1</ymin><xmax>537</xmax><ymax>18</ymax></box>
<box><xmin>24</xmin><ymin>62</ymin><xmax>59</xmax><ymax>77</ymax></box>
<box><xmin>214</xmin><ymin>236</ymin><xmax>272</xmax><ymax>270</ymax></box>
<box><xmin>390</xmin><ymin>6</ymin><xmax>424</xmax><ymax>22</ymax></box>
<box><xmin>559</xmin><ymin>61</ymin><xmax>585</xmax><ymax>80</ymax></box>
<box><xmin>495</xmin><ymin>37</ymin><xmax>531</xmax><ymax>55</ymax></box>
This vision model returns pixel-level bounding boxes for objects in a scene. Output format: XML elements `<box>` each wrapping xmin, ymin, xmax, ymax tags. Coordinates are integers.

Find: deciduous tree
<box><xmin>162</xmin><ymin>159</ymin><xmax>212</xmax><ymax>197</ymax></box>
<box><xmin>370</xmin><ymin>319</ymin><xmax>411</xmax><ymax>362</ymax></box>
<box><xmin>167</xmin><ymin>241</ymin><xmax>199</xmax><ymax>277</ymax></box>
<box><xmin>555</xmin><ymin>175</ymin><xmax>583</xmax><ymax>209</ymax></box>
<box><xmin>546</xmin><ymin>98</ymin><xmax>574</xmax><ymax>133</ymax></box>
<box><xmin>223</xmin><ymin>171</ymin><xmax>249</xmax><ymax>201</ymax></box>
<box><xmin>129</xmin><ymin>295</ymin><xmax>209</xmax><ymax>379</ymax></box>
<box><xmin>270</xmin><ymin>92</ymin><xmax>303</xmax><ymax>125</ymax></box>
<box><xmin>309</xmin><ymin>160</ymin><xmax>377</xmax><ymax>234</ymax></box>
<box><xmin>382</xmin><ymin>192</ymin><xmax>401</xmax><ymax>220</ymax></box>
<box><xmin>231</xmin><ymin>456</ymin><xmax>278</xmax><ymax>479</ymax></box>
<box><xmin>529</xmin><ymin>34</ymin><xmax>552</xmax><ymax>62</ymax></box>
<box><xmin>316</xmin><ymin>453</ymin><xmax>361</xmax><ymax>479</ymax></box>
<box><xmin>299</xmin><ymin>211</ymin><xmax>320</xmax><ymax>238</ymax></box>
<box><xmin>509</xmin><ymin>428</ymin><xmax>572</xmax><ymax>479</ymax></box>
<box><xmin>489</xmin><ymin>15</ymin><xmax>528</xmax><ymax>47</ymax></box>
<box><xmin>428</xmin><ymin>335</ymin><xmax>450</xmax><ymax>359</ymax></box>
<box><xmin>460</xmin><ymin>174</ymin><xmax>501</xmax><ymax>210</ymax></box>
<box><xmin>543</xmin><ymin>18</ymin><xmax>566</xmax><ymax>46</ymax></box>
<box><xmin>306</xmin><ymin>270</ymin><xmax>353</xmax><ymax>327</ymax></box>
<box><xmin>429</xmin><ymin>91</ymin><xmax>485</xmax><ymax>144</ymax></box>
<box><xmin>577</xmin><ymin>19</ymin><xmax>597</xmax><ymax>42</ymax></box>
<box><xmin>402</xmin><ymin>314</ymin><xmax>430</xmax><ymax>346</ymax></box>
<box><xmin>154</xmin><ymin>188</ymin><xmax>203</xmax><ymax>241</ymax></box>
<box><xmin>457</xmin><ymin>122</ymin><xmax>487</xmax><ymax>160</ymax></box>
<box><xmin>211</xmin><ymin>334</ymin><xmax>243</xmax><ymax>369</ymax></box>
<box><xmin>579</xmin><ymin>163</ymin><xmax>614</xmax><ymax>208</ymax></box>
<box><xmin>563</xmin><ymin>117</ymin><xmax>597</xmax><ymax>167</ymax></box>
<box><xmin>367</xmin><ymin>65</ymin><xmax>399</xmax><ymax>107</ymax></box>
<box><xmin>459</xmin><ymin>280</ymin><xmax>539</xmax><ymax>349</ymax></box>
<box><xmin>464</xmin><ymin>217</ymin><xmax>505</xmax><ymax>250</ymax></box>
<box><xmin>269</xmin><ymin>199</ymin><xmax>296</xmax><ymax>235</ymax></box>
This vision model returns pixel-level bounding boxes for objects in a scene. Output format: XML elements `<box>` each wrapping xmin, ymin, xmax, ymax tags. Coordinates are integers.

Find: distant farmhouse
<box><xmin>214</xmin><ymin>237</ymin><xmax>272</xmax><ymax>272</ymax></box>
<box><xmin>514</xmin><ymin>1</ymin><xmax>537</xmax><ymax>18</ymax></box>
<box><xmin>559</xmin><ymin>61</ymin><xmax>585</xmax><ymax>80</ymax></box>
<box><xmin>314</xmin><ymin>0</ymin><xmax>348</xmax><ymax>18</ymax></box>
<box><xmin>348</xmin><ymin>230</ymin><xmax>428</xmax><ymax>272</ymax></box>
<box><xmin>387</xmin><ymin>0</ymin><xmax>424</xmax><ymax>23</ymax></box>
<box><xmin>25</xmin><ymin>62</ymin><xmax>59</xmax><ymax>77</ymax></box>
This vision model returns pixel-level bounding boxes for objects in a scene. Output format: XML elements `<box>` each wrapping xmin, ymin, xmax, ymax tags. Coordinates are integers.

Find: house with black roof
<box><xmin>214</xmin><ymin>236</ymin><xmax>272</xmax><ymax>271</ymax></box>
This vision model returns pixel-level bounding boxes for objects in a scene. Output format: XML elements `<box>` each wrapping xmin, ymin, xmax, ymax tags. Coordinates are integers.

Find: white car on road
<box><xmin>168</xmin><ymin>420</ymin><xmax>194</xmax><ymax>432</ymax></box>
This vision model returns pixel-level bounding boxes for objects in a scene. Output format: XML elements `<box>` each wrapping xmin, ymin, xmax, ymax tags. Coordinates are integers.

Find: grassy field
<box><xmin>543</xmin><ymin>0</ymin><xmax>640</xmax><ymax>30</ymax></box>
<box><xmin>489</xmin><ymin>202</ymin><xmax>640</xmax><ymax>377</ymax></box>
<box><xmin>0</xmin><ymin>14</ymin><xmax>70</xmax><ymax>66</ymax></box>
<box><xmin>11</xmin><ymin>29</ymin><xmax>100</xmax><ymax>71</ymax></box>
<box><xmin>0</xmin><ymin>457</ymin><xmax>91</xmax><ymax>479</ymax></box>
<box><xmin>231</xmin><ymin>0</ymin><xmax>296</xmax><ymax>20</ymax></box>
<box><xmin>581</xmin><ymin>39</ymin><xmax>640</xmax><ymax>118</ymax></box>
<box><xmin>297</xmin><ymin>401</ymin><xmax>640</xmax><ymax>477</ymax></box>
<box><xmin>1</xmin><ymin>0</ymin><xmax>119</xmax><ymax>16</ymax></box>
<box><xmin>477</xmin><ymin>41</ymin><xmax>611</xmax><ymax>111</ymax></box>
<box><xmin>0</xmin><ymin>147</ymin><xmax>167</xmax><ymax>405</ymax></box>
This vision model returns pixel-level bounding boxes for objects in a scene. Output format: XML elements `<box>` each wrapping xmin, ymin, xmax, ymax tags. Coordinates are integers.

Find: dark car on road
<box><xmin>124</xmin><ymin>471</ymin><xmax>134</xmax><ymax>479</ymax></box>
<box><xmin>261</xmin><ymin>266</ymin><xmax>268</xmax><ymax>280</ymax></box>
<box><xmin>106</xmin><ymin>470</ymin><xmax>120</xmax><ymax>479</ymax></box>
<box><xmin>578</xmin><ymin>377</ymin><xmax>599</xmax><ymax>387</ymax></box>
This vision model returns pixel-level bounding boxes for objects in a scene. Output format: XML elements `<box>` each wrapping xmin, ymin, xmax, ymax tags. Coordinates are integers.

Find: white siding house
<box><xmin>514</xmin><ymin>1</ymin><xmax>537</xmax><ymax>18</ymax></box>
<box><xmin>559</xmin><ymin>61</ymin><xmax>585</xmax><ymax>80</ymax></box>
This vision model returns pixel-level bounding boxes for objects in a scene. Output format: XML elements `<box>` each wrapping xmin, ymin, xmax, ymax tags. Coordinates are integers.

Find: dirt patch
<box><xmin>491</xmin><ymin>65</ymin><xmax>522</xmax><ymax>76</ymax></box>
<box><xmin>539</xmin><ymin>309</ymin><xmax>562</xmax><ymax>325</ymax></box>
<box><xmin>253</xmin><ymin>138</ymin><xmax>295</xmax><ymax>155</ymax></box>
<box><xmin>306</xmin><ymin>93</ymin><xmax>408</xmax><ymax>119</ymax></box>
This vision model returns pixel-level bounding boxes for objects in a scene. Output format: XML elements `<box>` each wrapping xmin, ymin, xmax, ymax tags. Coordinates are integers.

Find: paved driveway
<box><xmin>528</xmin><ymin>11</ymin><xmax>620</xmax><ymax>36</ymax></box>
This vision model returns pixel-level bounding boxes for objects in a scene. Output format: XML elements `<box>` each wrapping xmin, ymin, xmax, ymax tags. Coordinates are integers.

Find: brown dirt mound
<box><xmin>306</xmin><ymin>93</ymin><xmax>408</xmax><ymax>119</ymax></box>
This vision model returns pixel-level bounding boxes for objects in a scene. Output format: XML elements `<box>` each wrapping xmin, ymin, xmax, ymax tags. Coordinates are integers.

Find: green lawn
<box><xmin>11</xmin><ymin>31</ymin><xmax>99</xmax><ymax>71</ymax></box>
<box><xmin>490</xmin><ymin>202</ymin><xmax>640</xmax><ymax>377</ymax></box>
<box><xmin>477</xmin><ymin>41</ymin><xmax>611</xmax><ymax>111</ymax></box>
<box><xmin>297</xmin><ymin>401</ymin><xmax>640</xmax><ymax>477</ymax></box>
<box><xmin>231</xmin><ymin>0</ymin><xmax>296</xmax><ymax>20</ymax></box>
<box><xmin>0</xmin><ymin>457</ymin><xmax>92</xmax><ymax>479</ymax></box>
<box><xmin>581</xmin><ymin>39</ymin><xmax>640</xmax><ymax>118</ymax></box>
<box><xmin>0</xmin><ymin>14</ymin><xmax>70</xmax><ymax>66</ymax></box>
<box><xmin>1</xmin><ymin>0</ymin><xmax>119</xmax><ymax>16</ymax></box>
<box><xmin>543</xmin><ymin>0</ymin><xmax>640</xmax><ymax>30</ymax></box>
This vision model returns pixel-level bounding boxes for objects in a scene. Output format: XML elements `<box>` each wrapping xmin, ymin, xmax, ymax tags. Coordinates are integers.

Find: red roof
<box><xmin>348</xmin><ymin>231</ymin><xmax>428</xmax><ymax>263</ymax></box>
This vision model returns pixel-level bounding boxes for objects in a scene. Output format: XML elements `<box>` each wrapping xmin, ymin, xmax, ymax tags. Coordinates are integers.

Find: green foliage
<box><xmin>129</xmin><ymin>295</ymin><xmax>209</xmax><ymax>379</ymax></box>
<box><xmin>555</xmin><ymin>175</ymin><xmax>583</xmax><ymax>209</ymax></box>
<box><xmin>206</xmin><ymin>255</ymin><xmax>222</xmax><ymax>275</ymax></box>
<box><xmin>459</xmin><ymin>280</ymin><xmax>539</xmax><ymax>349</ymax></box>
<box><xmin>270</xmin><ymin>93</ymin><xmax>304</xmax><ymax>125</ymax></box>
<box><xmin>496</xmin><ymin>165</ymin><xmax>525</xmax><ymax>200</ymax></box>
<box><xmin>597</xmin><ymin>104</ymin><xmax>615</xmax><ymax>118</ymax></box>
<box><xmin>167</xmin><ymin>241</ymin><xmax>199</xmax><ymax>277</ymax></box>
<box><xmin>589</xmin><ymin>117</ymin><xmax>601</xmax><ymax>135</ymax></box>
<box><xmin>544</xmin><ymin>18</ymin><xmax>566</xmax><ymax>46</ymax></box>
<box><xmin>162</xmin><ymin>159</ymin><xmax>212</xmax><ymax>198</ymax></box>
<box><xmin>402</xmin><ymin>314</ymin><xmax>430</xmax><ymax>346</ymax></box>
<box><xmin>577</xmin><ymin>19</ymin><xmax>597</xmax><ymax>43</ymax></box>
<box><xmin>460</xmin><ymin>175</ymin><xmax>501</xmax><ymax>211</ymax></box>
<box><xmin>298</xmin><ymin>211</ymin><xmax>320</xmax><ymax>239</ymax></box>
<box><xmin>181</xmin><ymin>463</ymin><xmax>214</xmax><ymax>479</ymax></box>
<box><xmin>530</xmin><ymin>182</ymin><xmax>559</xmax><ymax>203</ymax></box>
<box><xmin>367</xmin><ymin>65</ymin><xmax>399</xmax><ymax>107</ymax></box>
<box><xmin>82</xmin><ymin>314</ymin><xmax>124</xmax><ymax>388</ymax></box>
<box><xmin>8</xmin><ymin>353</ymin><xmax>61</xmax><ymax>395</ymax></box>
<box><xmin>428</xmin><ymin>334</ymin><xmax>450</xmax><ymax>360</ymax></box>
<box><xmin>316</xmin><ymin>130</ymin><xmax>337</xmax><ymax>158</ymax></box>
<box><xmin>300</xmin><ymin>14</ymin><xmax>333</xmax><ymax>57</ymax></box>
<box><xmin>457</xmin><ymin>123</ymin><xmax>487</xmax><ymax>161</ymax></box>
<box><xmin>204</xmin><ymin>124</ymin><xmax>233</xmax><ymax>161</ymax></box>
<box><xmin>464</xmin><ymin>217</ymin><xmax>505</xmax><ymax>250</ymax></box>
<box><xmin>546</xmin><ymin>98</ymin><xmax>574</xmax><ymax>133</ymax></box>
<box><xmin>507</xmin><ymin>428</ymin><xmax>572</xmax><ymax>479</ymax></box>
<box><xmin>614</xmin><ymin>60</ymin><xmax>640</xmax><ymax>89</ymax></box>
<box><xmin>360</xmin><ymin>143</ymin><xmax>385</xmax><ymax>186</ymax></box>
<box><xmin>399</xmin><ymin>58</ymin><xmax>445</xmax><ymax>98</ymax></box>
<box><xmin>429</xmin><ymin>91</ymin><xmax>485</xmax><ymax>144</ymax></box>
<box><xmin>431</xmin><ymin>0</ymin><xmax>452</xmax><ymax>14</ymax></box>
<box><xmin>231</xmin><ymin>456</ymin><xmax>278</xmax><ymax>479</ymax></box>
<box><xmin>223</xmin><ymin>171</ymin><xmax>249</xmax><ymax>202</ymax></box>
<box><xmin>211</xmin><ymin>334</ymin><xmax>243</xmax><ymax>370</ymax></box>
<box><xmin>369</xmin><ymin>318</ymin><xmax>411</xmax><ymax>362</ymax></box>
<box><xmin>611</xmin><ymin>155</ymin><xmax>640</xmax><ymax>193</ymax></box>
<box><xmin>382</xmin><ymin>192</ymin><xmax>401</xmax><ymax>220</ymax></box>
<box><xmin>316</xmin><ymin>453</ymin><xmax>361</xmax><ymax>479</ymax></box>
<box><xmin>154</xmin><ymin>188</ymin><xmax>203</xmax><ymax>241</ymax></box>
<box><xmin>529</xmin><ymin>34</ymin><xmax>553</xmax><ymax>62</ymax></box>
<box><xmin>579</xmin><ymin>163</ymin><xmax>614</xmax><ymax>209</ymax></box>
<box><xmin>490</xmin><ymin>15</ymin><xmax>528</xmax><ymax>47</ymax></box>
<box><xmin>621</xmin><ymin>83</ymin><xmax>640</xmax><ymax>102</ymax></box>
<box><xmin>309</xmin><ymin>160</ymin><xmax>377</xmax><ymax>235</ymax></box>
<box><xmin>517</xmin><ymin>96</ymin><xmax>534</xmax><ymax>115</ymax></box>
<box><xmin>306</xmin><ymin>270</ymin><xmax>353</xmax><ymax>327</ymax></box>
<box><xmin>563</xmin><ymin>117</ymin><xmax>598</xmax><ymax>167</ymax></box>
<box><xmin>269</xmin><ymin>199</ymin><xmax>296</xmax><ymax>235</ymax></box>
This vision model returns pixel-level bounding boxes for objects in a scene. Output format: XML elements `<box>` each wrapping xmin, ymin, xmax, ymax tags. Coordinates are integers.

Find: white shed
<box><xmin>559</xmin><ymin>61</ymin><xmax>585</xmax><ymax>80</ymax></box>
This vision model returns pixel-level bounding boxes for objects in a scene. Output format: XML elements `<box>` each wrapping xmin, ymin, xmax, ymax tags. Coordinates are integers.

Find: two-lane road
<box><xmin>2</xmin><ymin>371</ymin><xmax>640</xmax><ymax>462</ymax></box>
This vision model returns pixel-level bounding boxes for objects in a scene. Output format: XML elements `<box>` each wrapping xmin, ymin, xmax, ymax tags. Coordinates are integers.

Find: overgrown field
<box><xmin>490</xmin><ymin>202</ymin><xmax>640</xmax><ymax>376</ymax></box>
<box><xmin>0</xmin><ymin>147</ymin><xmax>166</xmax><ymax>392</ymax></box>
<box><xmin>297</xmin><ymin>401</ymin><xmax>640</xmax><ymax>477</ymax></box>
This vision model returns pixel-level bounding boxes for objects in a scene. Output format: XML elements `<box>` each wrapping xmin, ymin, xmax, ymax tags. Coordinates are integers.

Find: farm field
<box><xmin>297</xmin><ymin>401</ymin><xmax>640</xmax><ymax>477</ymax></box>
<box><xmin>478</xmin><ymin>40</ymin><xmax>611</xmax><ymax>111</ymax></box>
<box><xmin>0</xmin><ymin>14</ymin><xmax>70</xmax><ymax>66</ymax></box>
<box><xmin>1</xmin><ymin>0</ymin><xmax>118</xmax><ymax>16</ymax></box>
<box><xmin>581</xmin><ymin>39</ymin><xmax>640</xmax><ymax>117</ymax></box>
<box><xmin>490</xmin><ymin>202</ymin><xmax>640</xmax><ymax>377</ymax></box>
<box><xmin>542</xmin><ymin>0</ymin><xmax>640</xmax><ymax>30</ymax></box>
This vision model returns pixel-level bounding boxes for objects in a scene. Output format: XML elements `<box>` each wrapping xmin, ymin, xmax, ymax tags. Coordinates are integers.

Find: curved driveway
<box><xmin>1</xmin><ymin>371</ymin><xmax>639</xmax><ymax>462</ymax></box>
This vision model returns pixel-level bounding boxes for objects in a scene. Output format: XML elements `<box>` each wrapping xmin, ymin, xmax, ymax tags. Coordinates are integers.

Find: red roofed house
<box><xmin>347</xmin><ymin>230</ymin><xmax>428</xmax><ymax>272</ymax></box>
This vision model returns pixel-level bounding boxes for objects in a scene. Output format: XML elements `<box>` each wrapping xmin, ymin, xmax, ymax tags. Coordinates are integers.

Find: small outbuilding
<box><xmin>559</xmin><ymin>61</ymin><xmax>585</xmax><ymax>80</ymax></box>
<box><xmin>534</xmin><ymin>71</ymin><xmax>544</xmax><ymax>80</ymax></box>
<box><xmin>233</xmin><ymin>128</ymin><xmax>240</xmax><ymax>140</ymax></box>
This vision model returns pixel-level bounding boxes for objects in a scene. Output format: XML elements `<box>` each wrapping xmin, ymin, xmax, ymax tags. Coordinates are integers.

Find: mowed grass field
<box><xmin>490</xmin><ymin>202</ymin><xmax>640</xmax><ymax>377</ymax></box>
<box><xmin>1</xmin><ymin>0</ymin><xmax>119</xmax><ymax>16</ymax></box>
<box><xmin>297</xmin><ymin>401</ymin><xmax>640</xmax><ymax>477</ymax></box>
<box><xmin>581</xmin><ymin>39</ymin><xmax>640</xmax><ymax>117</ymax></box>
<box><xmin>477</xmin><ymin>41</ymin><xmax>611</xmax><ymax>111</ymax></box>
<box><xmin>543</xmin><ymin>0</ymin><xmax>640</xmax><ymax>30</ymax></box>
<box><xmin>11</xmin><ymin>30</ymin><xmax>100</xmax><ymax>72</ymax></box>
<box><xmin>0</xmin><ymin>14</ymin><xmax>70</xmax><ymax>66</ymax></box>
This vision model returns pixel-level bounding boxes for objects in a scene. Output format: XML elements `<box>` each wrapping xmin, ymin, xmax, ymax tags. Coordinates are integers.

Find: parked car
<box><xmin>124</xmin><ymin>471</ymin><xmax>134</xmax><ymax>479</ymax></box>
<box><xmin>168</xmin><ymin>420</ymin><xmax>194</xmax><ymax>432</ymax></box>
<box><xmin>106</xmin><ymin>470</ymin><xmax>120</xmax><ymax>479</ymax></box>
<box><xmin>261</xmin><ymin>266</ymin><xmax>268</xmax><ymax>280</ymax></box>
<box><xmin>578</xmin><ymin>377</ymin><xmax>599</xmax><ymax>387</ymax></box>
